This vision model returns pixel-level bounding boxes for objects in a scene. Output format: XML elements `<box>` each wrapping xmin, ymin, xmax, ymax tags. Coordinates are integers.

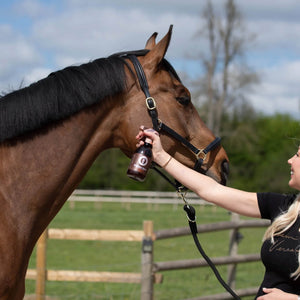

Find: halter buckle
<box><xmin>146</xmin><ymin>97</ymin><xmax>156</xmax><ymax>110</ymax></box>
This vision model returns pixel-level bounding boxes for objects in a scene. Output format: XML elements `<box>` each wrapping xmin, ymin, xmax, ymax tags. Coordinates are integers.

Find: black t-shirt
<box><xmin>256</xmin><ymin>192</ymin><xmax>300</xmax><ymax>298</ymax></box>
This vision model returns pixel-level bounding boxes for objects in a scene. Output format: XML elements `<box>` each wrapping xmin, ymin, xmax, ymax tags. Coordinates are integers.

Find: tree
<box><xmin>193</xmin><ymin>0</ymin><xmax>259</xmax><ymax>136</ymax></box>
<box><xmin>223</xmin><ymin>113</ymin><xmax>299</xmax><ymax>193</ymax></box>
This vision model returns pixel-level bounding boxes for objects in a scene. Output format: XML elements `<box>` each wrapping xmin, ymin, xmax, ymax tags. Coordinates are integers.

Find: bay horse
<box><xmin>0</xmin><ymin>26</ymin><xmax>228</xmax><ymax>299</ymax></box>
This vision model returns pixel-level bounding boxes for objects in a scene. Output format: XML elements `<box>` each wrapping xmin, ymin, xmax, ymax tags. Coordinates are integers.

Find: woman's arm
<box><xmin>137</xmin><ymin>127</ymin><xmax>261</xmax><ymax>218</ymax></box>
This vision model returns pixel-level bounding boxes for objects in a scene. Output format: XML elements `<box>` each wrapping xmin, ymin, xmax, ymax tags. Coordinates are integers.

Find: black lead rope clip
<box><xmin>183</xmin><ymin>204</ymin><xmax>198</xmax><ymax>235</ymax></box>
<box><xmin>183</xmin><ymin>204</ymin><xmax>196</xmax><ymax>222</ymax></box>
<box><xmin>178</xmin><ymin>190</ymin><xmax>198</xmax><ymax>235</ymax></box>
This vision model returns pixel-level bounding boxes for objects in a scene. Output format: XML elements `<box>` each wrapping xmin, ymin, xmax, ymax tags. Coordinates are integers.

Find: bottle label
<box><xmin>137</xmin><ymin>155</ymin><xmax>149</xmax><ymax>167</ymax></box>
<box><xmin>128</xmin><ymin>153</ymin><xmax>152</xmax><ymax>176</ymax></box>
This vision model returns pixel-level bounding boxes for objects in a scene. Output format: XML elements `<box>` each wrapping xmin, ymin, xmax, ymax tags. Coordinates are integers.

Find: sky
<box><xmin>1</xmin><ymin>0</ymin><xmax>300</xmax><ymax>119</ymax></box>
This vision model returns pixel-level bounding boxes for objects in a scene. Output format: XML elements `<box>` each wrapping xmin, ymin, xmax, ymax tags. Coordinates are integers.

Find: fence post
<box><xmin>141</xmin><ymin>221</ymin><xmax>154</xmax><ymax>300</ymax></box>
<box><xmin>35</xmin><ymin>228</ymin><xmax>48</xmax><ymax>300</ymax></box>
<box><xmin>227</xmin><ymin>213</ymin><xmax>240</xmax><ymax>289</ymax></box>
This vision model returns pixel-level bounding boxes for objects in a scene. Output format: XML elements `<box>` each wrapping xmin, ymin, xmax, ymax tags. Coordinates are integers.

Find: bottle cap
<box><xmin>145</xmin><ymin>137</ymin><xmax>153</xmax><ymax>145</ymax></box>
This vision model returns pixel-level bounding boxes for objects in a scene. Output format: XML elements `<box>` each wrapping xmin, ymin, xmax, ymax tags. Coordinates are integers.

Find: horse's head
<box><xmin>118</xmin><ymin>26</ymin><xmax>229</xmax><ymax>185</ymax></box>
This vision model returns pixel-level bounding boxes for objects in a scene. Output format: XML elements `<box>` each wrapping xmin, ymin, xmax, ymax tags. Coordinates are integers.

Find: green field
<box><xmin>25</xmin><ymin>200</ymin><xmax>266</xmax><ymax>299</ymax></box>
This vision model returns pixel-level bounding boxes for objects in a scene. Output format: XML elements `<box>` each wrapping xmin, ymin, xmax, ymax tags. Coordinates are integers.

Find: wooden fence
<box><xmin>26</xmin><ymin>220</ymin><xmax>162</xmax><ymax>300</ymax></box>
<box><xmin>26</xmin><ymin>190</ymin><xmax>270</xmax><ymax>300</ymax></box>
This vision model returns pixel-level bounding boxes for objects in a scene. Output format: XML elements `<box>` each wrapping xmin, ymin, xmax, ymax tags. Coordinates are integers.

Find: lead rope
<box><xmin>178</xmin><ymin>190</ymin><xmax>241</xmax><ymax>300</ymax></box>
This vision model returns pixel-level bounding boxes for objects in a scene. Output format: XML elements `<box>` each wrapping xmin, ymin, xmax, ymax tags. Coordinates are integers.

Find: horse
<box><xmin>0</xmin><ymin>25</ymin><xmax>229</xmax><ymax>299</ymax></box>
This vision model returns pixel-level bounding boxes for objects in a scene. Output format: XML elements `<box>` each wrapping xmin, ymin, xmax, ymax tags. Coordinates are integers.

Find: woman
<box><xmin>136</xmin><ymin>126</ymin><xmax>300</xmax><ymax>300</ymax></box>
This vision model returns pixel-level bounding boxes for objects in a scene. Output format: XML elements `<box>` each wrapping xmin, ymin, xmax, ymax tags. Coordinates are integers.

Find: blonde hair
<box><xmin>263</xmin><ymin>194</ymin><xmax>300</xmax><ymax>279</ymax></box>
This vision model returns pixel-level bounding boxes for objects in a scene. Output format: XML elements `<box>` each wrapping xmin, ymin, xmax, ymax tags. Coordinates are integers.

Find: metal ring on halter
<box><xmin>195</xmin><ymin>149</ymin><xmax>207</xmax><ymax>162</ymax></box>
<box><xmin>157</xmin><ymin>119</ymin><xmax>163</xmax><ymax>131</ymax></box>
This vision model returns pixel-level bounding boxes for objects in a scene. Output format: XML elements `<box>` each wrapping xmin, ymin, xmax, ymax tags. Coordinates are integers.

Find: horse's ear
<box><xmin>145</xmin><ymin>32</ymin><xmax>158</xmax><ymax>50</ymax></box>
<box><xmin>143</xmin><ymin>25</ymin><xmax>173</xmax><ymax>70</ymax></box>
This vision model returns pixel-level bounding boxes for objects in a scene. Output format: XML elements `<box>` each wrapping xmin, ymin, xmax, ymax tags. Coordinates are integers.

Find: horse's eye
<box><xmin>176</xmin><ymin>96</ymin><xmax>190</xmax><ymax>106</ymax></box>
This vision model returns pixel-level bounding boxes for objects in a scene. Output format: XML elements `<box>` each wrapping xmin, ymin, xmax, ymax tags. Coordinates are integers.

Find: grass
<box><xmin>25</xmin><ymin>201</ymin><xmax>266</xmax><ymax>299</ymax></box>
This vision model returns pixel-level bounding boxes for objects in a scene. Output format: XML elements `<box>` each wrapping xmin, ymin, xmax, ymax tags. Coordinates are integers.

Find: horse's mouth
<box><xmin>205</xmin><ymin>159</ymin><xmax>229</xmax><ymax>186</ymax></box>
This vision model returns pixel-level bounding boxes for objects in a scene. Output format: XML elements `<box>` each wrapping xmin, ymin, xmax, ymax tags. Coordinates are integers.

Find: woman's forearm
<box><xmin>138</xmin><ymin>127</ymin><xmax>259</xmax><ymax>217</ymax></box>
<box><xmin>156</xmin><ymin>150</ymin><xmax>220</xmax><ymax>199</ymax></box>
<box><xmin>156</xmin><ymin>151</ymin><xmax>259</xmax><ymax>218</ymax></box>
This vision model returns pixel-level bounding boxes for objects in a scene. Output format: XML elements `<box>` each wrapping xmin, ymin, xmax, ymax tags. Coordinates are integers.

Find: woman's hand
<box><xmin>257</xmin><ymin>288</ymin><xmax>298</xmax><ymax>300</ymax></box>
<box><xmin>136</xmin><ymin>126</ymin><xmax>170</xmax><ymax>167</ymax></box>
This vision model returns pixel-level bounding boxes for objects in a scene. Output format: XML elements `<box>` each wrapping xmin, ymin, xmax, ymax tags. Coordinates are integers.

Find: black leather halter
<box><xmin>126</xmin><ymin>55</ymin><xmax>221</xmax><ymax>178</ymax></box>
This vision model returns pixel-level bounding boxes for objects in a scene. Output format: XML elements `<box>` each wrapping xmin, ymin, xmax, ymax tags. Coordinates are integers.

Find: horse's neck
<box><xmin>0</xmin><ymin>100</ymin><xmax>123</xmax><ymax>237</ymax></box>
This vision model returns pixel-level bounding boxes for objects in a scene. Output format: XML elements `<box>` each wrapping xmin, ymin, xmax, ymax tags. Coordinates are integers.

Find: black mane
<box><xmin>0</xmin><ymin>49</ymin><xmax>181</xmax><ymax>143</ymax></box>
<box><xmin>0</xmin><ymin>55</ymin><xmax>127</xmax><ymax>142</ymax></box>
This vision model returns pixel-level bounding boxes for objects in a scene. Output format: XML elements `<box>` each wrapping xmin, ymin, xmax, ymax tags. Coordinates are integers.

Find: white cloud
<box><xmin>30</xmin><ymin>5</ymin><xmax>199</xmax><ymax>61</ymax></box>
<box><xmin>248</xmin><ymin>20</ymin><xmax>300</xmax><ymax>54</ymax></box>
<box><xmin>249</xmin><ymin>92</ymin><xmax>299</xmax><ymax>118</ymax></box>
<box><xmin>0</xmin><ymin>25</ymin><xmax>39</xmax><ymax>70</ymax></box>
<box><xmin>13</xmin><ymin>0</ymin><xmax>56</xmax><ymax>18</ymax></box>
<box><xmin>0</xmin><ymin>24</ymin><xmax>42</xmax><ymax>91</ymax></box>
<box><xmin>23</xmin><ymin>67</ymin><xmax>52</xmax><ymax>86</ymax></box>
<box><xmin>249</xmin><ymin>61</ymin><xmax>300</xmax><ymax>117</ymax></box>
<box><xmin>263</xmin><ymin>61</ymin><xmax>300</xmax><ymax>96</ymax></box>
<box><xmin>238</xmin><ymin>0</ymin><xmax>300</xmax><ymax>22</ymax></box>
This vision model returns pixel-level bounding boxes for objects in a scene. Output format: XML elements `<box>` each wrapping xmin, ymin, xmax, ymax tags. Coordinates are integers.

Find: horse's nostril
<box><xmin>222</xmin><ymin>160</ymin><xmax>230</xmax><ymax>176</ymax></box>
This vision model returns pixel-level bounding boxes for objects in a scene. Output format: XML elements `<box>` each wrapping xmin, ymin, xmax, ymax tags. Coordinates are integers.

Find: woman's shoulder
<box><xmin>257</xmin><ymin>192</ymin><xmax>298</xmax><ymax>220</ymax></box>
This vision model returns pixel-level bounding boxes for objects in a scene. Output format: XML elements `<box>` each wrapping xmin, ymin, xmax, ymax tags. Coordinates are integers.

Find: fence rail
<box><xmin>155</xmin><ymin>219</ymin><xmax>270</xmax><ymax>239</ymax></box>
<box><xmin>68</xmin><ymin>189</ymin><xmax>208</xmax><ymax>205</ymax></box>
<box><xmin>48</xmin><ymin>228</ymin><xmax>145</xmax><ymax>241</ymax></box>
<box><xmin>27</xmin><ymin>269</ymin><xmax>150</xmax><ymax>283</ymax></box>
